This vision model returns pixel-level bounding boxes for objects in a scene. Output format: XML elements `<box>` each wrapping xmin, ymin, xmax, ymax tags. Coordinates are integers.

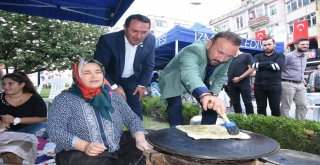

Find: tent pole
<box><xmin>175</xmin><ymin>40</ymin><xmax>179</xmax><ymax>55</ymax></box>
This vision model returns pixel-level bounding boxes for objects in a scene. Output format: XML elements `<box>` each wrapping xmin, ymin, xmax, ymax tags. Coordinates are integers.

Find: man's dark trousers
<box><xmin>119</xmin><ymin>75</ymin><xmax>143</xmax><ymax>120</ymax></box>
<box><xmin>227</xmin><ymin>79</ymin><xmax>254</xmax><ymax>115</ymax></box>
<box><xmin>167</xmin><ymin>96</ymin><xmax>217</xmax><ymax>127</ymax></box>
<box><xmin>254</xmin><ymin>85</ymin><xmax>281</xmax><ymax>116</ymax></box>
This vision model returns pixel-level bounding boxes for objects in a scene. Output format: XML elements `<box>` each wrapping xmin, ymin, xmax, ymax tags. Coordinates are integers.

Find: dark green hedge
<box><xmin>142</xmin><ymin>96</ymin><xmax>200</xmax><ymax>123</ymax></box>
<box><xmin>228</xmin><ymin>114</ymin><xmax>320</xmax><ymax>155</ymax></box>
<box><xmin>142</xmin><ymin>97</ymin><xmax>320</xmax><ymax>155</ymax></box>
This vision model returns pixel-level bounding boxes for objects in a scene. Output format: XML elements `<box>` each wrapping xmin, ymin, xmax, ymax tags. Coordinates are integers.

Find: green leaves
<box><xmin>228</xmin><ymin>114</ymin><xmax>320</xmax><ymax>155</ymax></box>
<box><xmin>142</xmin><ymin>97</ymin><xmax>201</xmax><ymax>123</ymax></box>
<box><xmin>0</xmin><ymin>10</ymin><xmax>109</xmax><ymax>73</ymax></box>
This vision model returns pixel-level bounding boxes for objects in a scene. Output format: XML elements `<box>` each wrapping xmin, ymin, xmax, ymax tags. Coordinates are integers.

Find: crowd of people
<box><xmin>0</xmin><ymin>13</ymin><xmax>315</xmax><ymax>164</ymax></box>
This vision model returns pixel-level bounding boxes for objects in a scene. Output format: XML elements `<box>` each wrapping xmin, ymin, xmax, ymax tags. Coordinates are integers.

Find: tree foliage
<box><xmin>0</xmin><ymin>10</ymin><xmax>109</xmax><ymax>73</ymax></box>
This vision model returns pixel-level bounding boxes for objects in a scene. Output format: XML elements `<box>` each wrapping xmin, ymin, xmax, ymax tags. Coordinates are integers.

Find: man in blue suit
<box><xmin>94</xmin><ymin>14</ymin><xmax>155</xmax><ymax>120</ymax></box>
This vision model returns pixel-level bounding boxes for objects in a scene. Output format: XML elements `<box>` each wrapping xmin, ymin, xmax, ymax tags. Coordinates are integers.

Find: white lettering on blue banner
<box><xmin>195</xmin><ymin>32</ymin><xmax>214</xmax><ymax>41</ymax></box>
<box><xmin>241</xmin><ymin>38</ymin><xmax>263</xmax><ymax>50</ymax></box>
<box><xmin>156</xmin><ymin>33</ymin><xmax>168</xmax><ymax>47</ymax></box>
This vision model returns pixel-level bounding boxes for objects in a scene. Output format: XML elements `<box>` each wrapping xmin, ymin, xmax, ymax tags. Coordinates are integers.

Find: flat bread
<box><xmin>176</xmin><ymin>125</ymin><xmax>250</xmax><ymax>140</ymax></box>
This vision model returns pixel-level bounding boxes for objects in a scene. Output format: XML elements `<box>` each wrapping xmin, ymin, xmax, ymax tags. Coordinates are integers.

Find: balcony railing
<box><xmin>248</xmin><ymin>15</ymin><xmax>270</xmax><ymax>28</ymax></box>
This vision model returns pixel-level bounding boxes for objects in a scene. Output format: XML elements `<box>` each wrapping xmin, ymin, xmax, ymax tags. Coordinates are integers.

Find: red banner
<box><xmin>255</xmin><ymin>30</ymin><xmax>266</xmax><ymax>40</ymax></box>
<box><xmin>293</xmin><ymin>20</ymin><xmax>308</xmax><ymax>42</ymax></box>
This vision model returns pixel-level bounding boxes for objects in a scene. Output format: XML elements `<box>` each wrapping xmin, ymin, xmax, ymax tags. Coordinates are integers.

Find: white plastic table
<box><xmin>306</xmin><ymin>93</ymin><xmax>320</xmax><ymax>121</ymax></box>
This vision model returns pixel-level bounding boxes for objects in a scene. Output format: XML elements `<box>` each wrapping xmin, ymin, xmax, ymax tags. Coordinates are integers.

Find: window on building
<box><xmin>286</xmin><ymin>0</ymin><xmax>314</xmax><ymax>13</ymax></box>
<box><xmin>266</xmin><ymin>23</ymin><xmax>279</xmax><ymax>37</ymax></box>
<box><xmin>255</xmin><ymin>6</ymin><xmax>264</xmax><ymax>17</ymax></box>
<box><xmin>269</xmin><ymin>5</ymin><xmax>277</xmax><ymax>16</ymax></box>
<box><xmin>298</xmin><ymin>0</ymin><xmax>302</xmax><ymax>7</ymax></box>
<box><xmin>155</xmin><ymin>20</ymin><xmax>167</xmax><ymax>27</ymax></box>
<box><xmin>215</xmin><ymin>22</ymin><xmax>229</xmax><ymax>32</ymax></box>
<box><xmin>291</xmin><ymin>0</ymin><xmax>298</xmax><ymax>11</ymax></box>
<box><xmin>309</xmin><ymin>12</ymin><xmax>317</xmax><ymax>26</ymax></box>
<box><xmin>264</xmin><ymin>4</ymin><xmax>268</xmax><ymax>16</ymax></box>
<box><xmin>287</xmin><ymin>12</ymin><xmax>316</xmax><ymax>33</ymax></box>
<box><xmin>286</xmin><ymin>3</ymin><xmax>291</xmax><ymax>13</ymax></box>
<box><xmin>288</xmin><ymin>21</ymin><xmax>294</xmax><ymax>33</ymax></box>
<box><xmin>248</xmin><ymin>10</ymin><xmax>256</xmax><ymax>20</ymax></box>
<box><xmin>303</xmin><ymin>0</ymin><xmax>312</xmax><ymax>6</ymax></box>
<box><xmin>235</xmin><ymin>16</ymin><xmax>244</xmax><ymax>29</ymax></box>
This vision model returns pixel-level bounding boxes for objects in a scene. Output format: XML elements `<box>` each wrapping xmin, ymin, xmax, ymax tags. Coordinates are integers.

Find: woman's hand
<box><xmin>74</xmin><ymin>139</ymin><xmax>107</xmax><ymax>157</ymax></box>
<box><xmin>0</xmin><ymin>114</ymin><xmax>15</xmax><ymax>124</ymax></box>
<box><xmin>84</xmin><ymin>142</ymin><xmax>107</xmax><ymax>157</ymax></box>
<box><xmin>135</xmin><ymin>132</ymin><xmax>153</xmax><ymax>151</ymax></box>
<box><xmin>0</xmin><ymin>121</ymin><xmax>10</xmax><ymax>130</ymax></box>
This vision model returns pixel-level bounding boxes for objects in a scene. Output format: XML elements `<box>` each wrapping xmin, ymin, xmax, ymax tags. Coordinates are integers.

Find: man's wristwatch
<box><xmin>13</xmin><ymin>117</ymin><xmax>21</xmax><ymax>125</ymax></box>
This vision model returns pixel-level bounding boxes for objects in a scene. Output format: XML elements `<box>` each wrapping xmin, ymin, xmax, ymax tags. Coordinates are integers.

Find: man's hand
<box><xmin>114</xmin><ymin>87</ymin><xmax>126</xmax><ymax>100</ymax></box>
<box><xmin>232</xmin><ymin>76</ymin><xmax>242</xmax><ymax>84</ymax></box>
<box><xmin>133</xmin><ymin>86</ymin><xmax>145</xmax><ymax>101</ymax></box>
<box><xmin>0</xmin><ymin>114</ymin><xmax>15</xmax><ymax>124</ymax></box>
<box><xmin>310</xmin><ymin>87</ymin><xmax>315</xmax><ymax>92</ymax></box>
<box><xmin>200</xmin><ymin>95</ymin><xmax>226</xmax><ymax>115</ymax></box>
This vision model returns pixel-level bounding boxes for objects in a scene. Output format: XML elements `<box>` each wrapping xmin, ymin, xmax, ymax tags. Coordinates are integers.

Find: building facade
<box><xmin>147</xmin><ymin>15</ymin><xmax>195</xmax><ymax>37</ymax></box>
<box><xmin>209</xmin><ymin>0</ymin><xmax>318</xmax><ymax>52</ymax></box>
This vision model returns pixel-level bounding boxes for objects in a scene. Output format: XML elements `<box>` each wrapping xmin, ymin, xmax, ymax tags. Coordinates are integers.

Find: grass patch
<box><xmin>143</xmin><ymin>115</ymin><xmax>169</xmax><ymax>130</ymax></box>
<box><xmin>40</xmin><ymin>88</ymin><xmax>50</xmax><ymax>98</ymax></box>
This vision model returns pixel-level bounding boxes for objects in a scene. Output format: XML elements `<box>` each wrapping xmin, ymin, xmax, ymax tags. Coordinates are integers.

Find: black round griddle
<box><xmin>147</xmin><ymin>128</ymin><xmax>280</xmax><ymax>160</ymax></box>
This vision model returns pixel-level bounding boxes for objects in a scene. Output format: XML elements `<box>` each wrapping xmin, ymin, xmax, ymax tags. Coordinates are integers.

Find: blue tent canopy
<box><xmin>0</xmin><ymin>0</ymin><xmax>134</xmax><ymax>26</ymax></box>
<box><xmin>155</xmin><ymin>25</ymin><xmax>284</xmax><ymax>70</ymax></box>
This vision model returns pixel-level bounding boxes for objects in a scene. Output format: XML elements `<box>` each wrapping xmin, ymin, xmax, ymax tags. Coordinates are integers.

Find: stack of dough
<box><xmin>176</xmin><ymin>125</ymin><xmax>250</xmax><ymax>140</ymax></box>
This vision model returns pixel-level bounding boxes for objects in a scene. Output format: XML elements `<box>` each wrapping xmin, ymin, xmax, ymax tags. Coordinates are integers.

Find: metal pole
<box><xmin>316</xmin><ymin>0</ymin><xmax>320</xmax><ymax>48</ymax></box>
<box><xmin>175</xmin><ymin>40</ymin><xmax>179</xmax><ymax>55</ymax></box>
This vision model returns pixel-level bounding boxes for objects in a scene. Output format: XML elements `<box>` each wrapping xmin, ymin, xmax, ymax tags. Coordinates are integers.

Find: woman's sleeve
<box><xmin>47</xmin><ymin>92</ymin><xmax>77</xmax><ymax>151</ymax></box>
<box><xmin>112</xmin><ymin>92</ymin><xmax>146</xmax><ymax>135</ymax></box>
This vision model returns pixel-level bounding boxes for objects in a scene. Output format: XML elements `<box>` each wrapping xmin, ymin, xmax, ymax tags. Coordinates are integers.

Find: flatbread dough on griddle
<box><xmin>176</xmin><ymin>125</ymin><xmax>250</xmax><ymax>140</ymax></box>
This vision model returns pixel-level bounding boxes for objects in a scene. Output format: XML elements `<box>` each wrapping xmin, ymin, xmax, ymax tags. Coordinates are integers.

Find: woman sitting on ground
<box><xmin>0</xmin><ymin>71</ymin><xmax>47</xmax><ymax>137</ymax></box>
<box><xmin>48</xmin><ymin>59</ymin><xmax>153</xmax><ymax>165</ymax></box>
<box><xmin>0</xmin><ymin>71</ymin><xmax>48</xmax><ymax>165</ymax></box>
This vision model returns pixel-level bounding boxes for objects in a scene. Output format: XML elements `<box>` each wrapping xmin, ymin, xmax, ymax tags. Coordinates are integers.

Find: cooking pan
<box><xmin>147</xmin><ymin>128</ymin><xmax>279</xmax><ymax>160</ymax></box>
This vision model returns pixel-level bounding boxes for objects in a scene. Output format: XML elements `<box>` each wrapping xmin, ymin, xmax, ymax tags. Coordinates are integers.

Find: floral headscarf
<box><xmin>68</xmin><ymin>59</ymin><xmax>114</xmax><ymax>121</ymax></box>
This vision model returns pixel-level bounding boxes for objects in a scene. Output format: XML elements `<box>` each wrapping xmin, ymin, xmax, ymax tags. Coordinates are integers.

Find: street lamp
<box><xmin>190</xmin><ymin>0</ymin><xmax>202</xmax><ymax>5</ymax></box>
<box><xmin>188</xmin><ymin>1</ymin><xmax>202</xmax><ymax>23</ymax></box>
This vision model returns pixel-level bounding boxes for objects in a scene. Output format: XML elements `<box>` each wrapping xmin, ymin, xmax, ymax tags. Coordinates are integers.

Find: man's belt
<box><xmin>281</xmin><ymin>79</ymin><xmax>302</xmax><ymax>84</ymax></box>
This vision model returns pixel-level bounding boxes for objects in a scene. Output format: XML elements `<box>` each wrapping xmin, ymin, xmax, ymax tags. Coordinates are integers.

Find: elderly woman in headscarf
<box><xmin>48</xmin><ymin>59</ymin><xmax>153</xmax><ymax>165</ymax></box>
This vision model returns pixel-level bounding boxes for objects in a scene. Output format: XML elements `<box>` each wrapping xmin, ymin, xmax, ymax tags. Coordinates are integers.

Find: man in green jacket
<box><xmin>159</xmin><ymin>31</ymin><xmax>242</xmax><ymax>127</ymax></box>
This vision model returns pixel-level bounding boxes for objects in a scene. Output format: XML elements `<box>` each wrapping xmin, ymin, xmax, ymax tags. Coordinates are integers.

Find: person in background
<box><xmin>281</xmin><ymin>38</ymin><xmax>309</xmax><ymax>120</ymax></box>
<box><xmin>0</xmin><ymin>64</ymin><xmax>4</xmax><ymax>92</ymax></box>
<box><xmin>94</xmin><ymin>14</ymin><xmax>155</xmax><ymax>120</ymax></box>
<box><xmin>159</xmin><ymin>31</ymin><xmax>242</xmax><ymax>127</ymax></box>
<box><xmin>48</xmin><ymin>59</ymin><xmax>153</xmax><ymax>165</ymax></box>
<box><xmin>151</xmin><ymin>71</ymin><xmax>159</xmax><ymax>83</ymax></box>
<box><xmin>252</xmin><ymin>37</ymin><xmax>285</xmax><ymax>116</ymax></box>
<box><xmin>227</xmin><ymin>50</ymin><xmax>254</xmax><ymax>115</ymax></box>
<box><xmin>0</xmin><ymin>71</ymin><xmax>47</xmax><ymax>136</ymax></box>
<box><xmin>0</xmin><ymin>71</ymin><xmax>48</xmax><ymax>165</ymax></box>
<box><xmin>308</xmin><ymin>65</ymin><xmax>320</xmax><ymax>92</ymax></box>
